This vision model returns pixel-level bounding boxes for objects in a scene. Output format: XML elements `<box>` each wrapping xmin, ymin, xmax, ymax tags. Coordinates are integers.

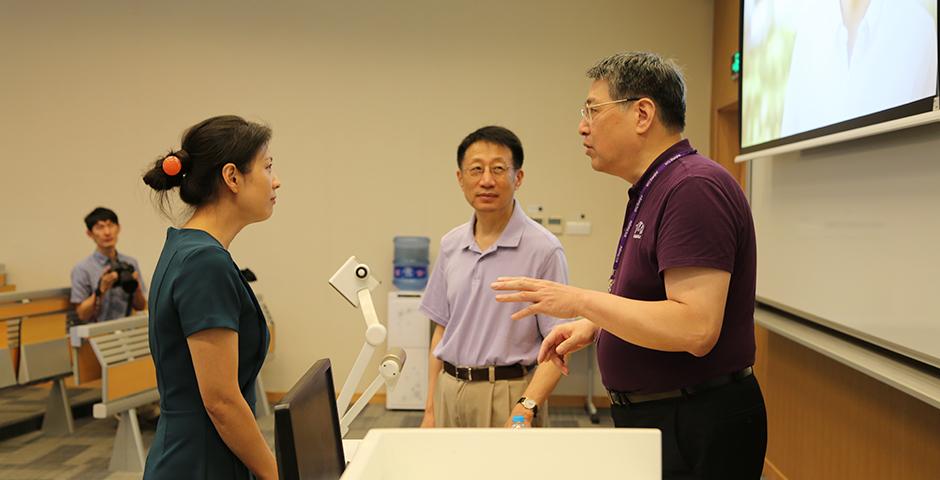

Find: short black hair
<box><xmin>587</xmin><ymin>51</ymin><xmax>687</xmax><ymax>132</ymax></box>
<box><xmin>456</xmin><ymin>126</ymin><xmax>524</xmax><ymax>170</ymax></box>
<box><xmin>84</xmin><ymin>207</ymin><xmax>119</xmax><ymax>230</ymax></box>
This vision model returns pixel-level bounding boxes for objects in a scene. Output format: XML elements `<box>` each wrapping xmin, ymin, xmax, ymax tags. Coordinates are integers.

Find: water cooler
<box><xmin>386</xmin><ymin>291</ymin><xmax>430</xmax><ymax>410</ymax></box>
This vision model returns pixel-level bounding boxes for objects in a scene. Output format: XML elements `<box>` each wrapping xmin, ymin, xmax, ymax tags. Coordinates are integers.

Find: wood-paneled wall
<box><xmin>710</xmin><ymin>0</ymin><xmax>745</xmax><ymax>184</ymax></box>
<box><xmin>755</xmin><ymin>327</ymin><xmax>940</xmax><ymax>479</ymax></box>
<box><xmin>711</xmin><ymin>1</ymin><xmax>940</xmax><ymax>478</ymax></box>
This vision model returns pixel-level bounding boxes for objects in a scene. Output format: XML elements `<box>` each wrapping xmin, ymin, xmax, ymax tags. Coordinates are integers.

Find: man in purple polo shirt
<box><xmin>71</xmin><ymin>207</ymin><xmax>147</xmax><ymax>323</ymax></box>
<box><xmin>493</xmin><ymin>52</ymin><xmax>767</xmax><ymax>479</ymax></box>
<box><xmin>419</xmin><ymin>126</ymin><xmax>569</xmax><ymax>428</ymax></box>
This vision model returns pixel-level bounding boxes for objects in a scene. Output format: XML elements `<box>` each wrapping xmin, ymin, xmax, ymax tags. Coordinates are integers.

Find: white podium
<box><xmin>340</xmin><ymin>428</ymin><xmax>661</xmax><ymax>479</ymax></box>
<box><xmin>385</xmin><ymin>291</ymin><xmax>430</xmax><ymax>410</ymax></box>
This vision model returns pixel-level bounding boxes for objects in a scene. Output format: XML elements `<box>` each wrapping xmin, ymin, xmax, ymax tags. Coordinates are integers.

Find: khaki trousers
<box><xmin>434</xmin><ymin>369</ymin><xmax>548</xmax><ymax>427</ymax></box>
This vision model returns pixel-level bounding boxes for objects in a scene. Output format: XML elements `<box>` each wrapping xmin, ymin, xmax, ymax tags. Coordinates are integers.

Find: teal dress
<box><xmin>144</xmin><ymin>228</ymin><xmax>269</xmax><ymax>479</ymax></box>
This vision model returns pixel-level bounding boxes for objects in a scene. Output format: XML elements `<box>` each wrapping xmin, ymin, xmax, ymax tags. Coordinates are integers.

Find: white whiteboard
<box><xmin>750</xmin><ymin>122</ymin><xmax>940</xmax><ymax>368</ymax></box>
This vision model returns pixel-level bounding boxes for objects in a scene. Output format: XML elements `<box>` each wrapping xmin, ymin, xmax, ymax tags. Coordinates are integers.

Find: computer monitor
<box><xmin>274</xmin><ymin>358</ymin><xmax>346</xmax><ymax>480</ymax></box>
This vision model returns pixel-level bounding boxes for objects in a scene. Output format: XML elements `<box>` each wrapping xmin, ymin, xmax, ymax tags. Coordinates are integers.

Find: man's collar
<box><xmin>834</xmin><ymin>0</ymin><xmax>884</xmax><ymax>34</ymax></box>
<box><xmin>628</xmin><ymin>139</ymin><xmax>693</xmax><ymax>196</ymax></box>
<box><xmin>92</xmin><ymin>250</ymin><xmax>109</xmax><ymax>264</ymax></box>
<box><xmin>93</xmin><ymin>249</ymin><xmax>120</xmax><ymax>264</ymax></box>
<box><xmin>495</xmin><ymin>201</ymin><xmax>526</xmax><ymax>248</ymax></box>
<box><xmin>857</xmin><ymin>0</ymin><xmax>884</xmax><ymax>36</ymax></box>
<box><xmin>461</xmin><ymin>201</ymin><xmax>526</xmax><ymax>252</ymax></box>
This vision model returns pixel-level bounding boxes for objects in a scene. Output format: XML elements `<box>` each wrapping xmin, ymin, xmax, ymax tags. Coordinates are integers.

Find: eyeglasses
<box><xmin>462</xmin><ymin>164</ymin><xmax>512</xmax><ymax>179</ymax></box>
<box><xmin>580</xmin><ymin>97</ymin><xmax>642</xmax><ymax>123</ymax></box>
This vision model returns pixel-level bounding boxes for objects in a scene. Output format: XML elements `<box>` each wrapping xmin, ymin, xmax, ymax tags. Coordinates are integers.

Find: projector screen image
<box><xmin>741</xmin><ymin>0</ymin><xmax>938</xmax><ymax>152</ymax></box>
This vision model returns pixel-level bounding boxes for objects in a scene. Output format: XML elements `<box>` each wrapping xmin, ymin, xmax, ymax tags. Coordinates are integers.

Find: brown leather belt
<box><xmin>608</xmin><ymin>366</ymin><xmax>754</xmax><ymax>406</ymax></box>
<box><xmin>443</xmin><ymin>361</ymin><xmax>532</xmax><ymax>382</ymax></box>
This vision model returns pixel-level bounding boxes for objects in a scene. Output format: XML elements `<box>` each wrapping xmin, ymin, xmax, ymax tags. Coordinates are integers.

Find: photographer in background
<box><xmin>71</xmin><ymin>207</ymin><xmax>147</xmax><ymax>323</ymax></box>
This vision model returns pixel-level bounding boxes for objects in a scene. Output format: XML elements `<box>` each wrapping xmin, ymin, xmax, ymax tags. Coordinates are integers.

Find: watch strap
<box><xmin>517</xmin><ymin>396</ymin><xmax>539</xmax><ymax>417</ymax></box>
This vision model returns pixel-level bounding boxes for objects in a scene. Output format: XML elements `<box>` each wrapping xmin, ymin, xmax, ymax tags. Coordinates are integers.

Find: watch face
<box><xmin>522</xmin><ymin>398</ymin><xmax>537</xmax><ymax>409</ymax></box>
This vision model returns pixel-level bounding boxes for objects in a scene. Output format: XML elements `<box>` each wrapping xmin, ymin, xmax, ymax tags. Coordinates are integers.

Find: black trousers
<box><xmin>611</xmin><ymin>374</ymin><xmax>767</xmax><ymax>480</ymax></box>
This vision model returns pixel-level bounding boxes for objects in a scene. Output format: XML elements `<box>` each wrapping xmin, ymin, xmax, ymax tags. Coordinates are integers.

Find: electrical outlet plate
<box><xmin>566</xmin><ymin>220</ymin><xmax>591</xmax><ymax>235</ymax></box>
<box><xmin>528</xmin><ymin>204</ymin><xmax>545</xmax><ymax>225</ymax></box>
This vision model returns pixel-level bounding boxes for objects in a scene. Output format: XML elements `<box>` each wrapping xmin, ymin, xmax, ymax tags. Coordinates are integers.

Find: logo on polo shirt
<box><xmin>632</xmin><ymin>221</ymin><xmax>645</xmax><ymax>240</ymax></box>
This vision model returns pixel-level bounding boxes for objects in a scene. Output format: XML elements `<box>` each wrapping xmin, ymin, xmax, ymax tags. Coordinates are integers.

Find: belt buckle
<box><xmin>465</xmin><ymin>367</ymin><xmax>472</xmax><ymax>382</ymax></box>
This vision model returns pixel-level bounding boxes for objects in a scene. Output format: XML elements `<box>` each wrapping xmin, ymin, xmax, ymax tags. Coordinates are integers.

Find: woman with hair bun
<box><xmin>142</xmin><ymin>115</ymin><xmax>280</xmax><ymax>479</ymax></box>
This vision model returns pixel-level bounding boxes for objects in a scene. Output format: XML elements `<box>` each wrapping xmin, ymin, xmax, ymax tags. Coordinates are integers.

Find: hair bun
<box><xmin>142</xmin><ymin>150</ymin><xmax>187</xmax><ymax>191</ymax></box>
<box><xmin>174</xmin><ymin>149</ymin><xmax>190</xmax><ymax>165</ymax></box>
<box><xmin>144</xmin><ymin>116</ymin><xmax>272</xmax><ymax>214</ymax></box>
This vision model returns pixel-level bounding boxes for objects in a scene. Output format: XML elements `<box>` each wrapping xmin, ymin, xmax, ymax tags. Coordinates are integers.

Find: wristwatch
<box><xmin>516</xmin><ymin>396</ymin><xmax>538</xmax><ymax>417</ymax></box>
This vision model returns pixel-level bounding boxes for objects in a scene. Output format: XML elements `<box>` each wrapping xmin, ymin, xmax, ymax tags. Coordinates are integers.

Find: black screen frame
<box><xmin>274</xmin><ymin>358</ymin><xmax>346</xmax><ymax>480</ymax></box>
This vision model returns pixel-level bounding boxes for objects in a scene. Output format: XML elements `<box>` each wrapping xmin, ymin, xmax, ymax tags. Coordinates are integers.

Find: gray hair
<box><xmin>586</xmin><ymin>51</ymin><xmax>686</xmax><ymax>132</ymax></box>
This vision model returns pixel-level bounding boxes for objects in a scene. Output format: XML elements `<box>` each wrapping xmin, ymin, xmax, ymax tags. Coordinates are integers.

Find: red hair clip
<box><xmin>162</xmin><ymin>155</ymin><xmax>182</xmax><ymax>176</ymax></box>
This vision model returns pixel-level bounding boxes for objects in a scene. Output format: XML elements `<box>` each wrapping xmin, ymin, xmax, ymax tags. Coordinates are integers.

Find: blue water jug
<box><xmin>393</xmin><ymin>236</ymin><xmax>430</xmax><ymax>291</ymax></box>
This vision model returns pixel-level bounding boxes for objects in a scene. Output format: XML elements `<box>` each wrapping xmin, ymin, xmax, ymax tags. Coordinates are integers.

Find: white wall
<box><xmin>0</xmin><ymin>0</ymin><xmax>714</xmax><ymax>395</ymax></box>
<box><xmin>750</xmin><ymin>122</ymin><xmax>940</xmax><ymax>368</ymax></box>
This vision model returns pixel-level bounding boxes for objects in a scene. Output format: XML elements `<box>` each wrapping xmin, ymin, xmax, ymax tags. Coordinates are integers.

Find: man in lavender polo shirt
<box><xmin>493</xmin><ymin>52</ymin><xmax>767</xmax><ymax>479</ymax></box>
<box><xmin>71</xmin><ymin>207</ymin><xmax>147</xmax><ymax>323</ymax></box>
<box><xmin>419</xmin><ymin>126</ymin><xmax>569</xmax><ymax>428</ymax></box>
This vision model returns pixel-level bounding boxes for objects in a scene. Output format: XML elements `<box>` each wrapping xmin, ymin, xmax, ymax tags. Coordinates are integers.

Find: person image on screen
<box><xmin>780</xmin><ymin>0</ymin><xmax>937</xmax><ymax>138</ymax></box>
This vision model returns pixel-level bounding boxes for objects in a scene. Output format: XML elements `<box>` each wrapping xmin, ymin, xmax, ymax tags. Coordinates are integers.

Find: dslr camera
<box><xmin>106</xmin><ymin>258</ymin><xmax>138</xmax><ymax>293</ymax></box>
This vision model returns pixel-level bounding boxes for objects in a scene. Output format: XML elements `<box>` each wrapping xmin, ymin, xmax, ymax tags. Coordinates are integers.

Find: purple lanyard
<box><xmin>608</xmin><ymin>149</ymin><xmax>696</xmax><ymax>292</ymax></box>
